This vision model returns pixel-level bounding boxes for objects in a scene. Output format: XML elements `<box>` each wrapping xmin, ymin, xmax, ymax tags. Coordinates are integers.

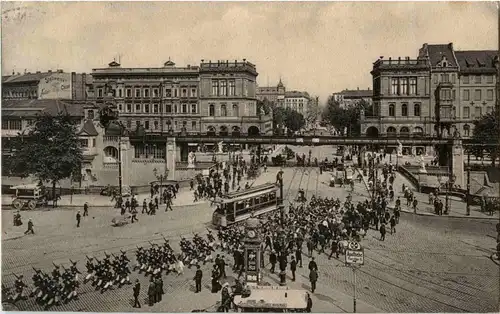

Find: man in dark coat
<box><xmin>309</xmin><ymin>269</ymin><xmax>318</xmax><ymax>293</ymax></box>
<box><xmin>306</xmin><ymin>293</ymin><xmax>313</xmax><ymax>312</ymax></box>
<box><xmin>269</xmin><ymin>251</ymin><xmax>277</xmax><ymax>273</ymax></box>
<box><xmin>156</xmin><ymin>275</ymin><xmax>164</xmax><ymax>302</ymax></box>
<box><xmin>290</xmin><ymin>256</ymin><xmax>297</xmax><ymax>281</ymax></box>
<box><xmin>295</xmin><ymin>247</ymin><xmax>303</xmax><ymax>268</ymax></box>
<box><xmin>308</xmin><ymin>257</ymin><xmax>318</xmax><ymax>272</ymax></box>
<box><xmin>133</xmin><ymin>279</ymin><xmax>141</xmax><ymax>308</ymax></box>
<box><xmin>194</xmin><ymin>265</ymin><xmax>203</xmax><ymax>293</ymax></box>
<box><xmin>148</xmin><ymin>277</ymin><xmax>155</xmax><ymax>306</ymax></box>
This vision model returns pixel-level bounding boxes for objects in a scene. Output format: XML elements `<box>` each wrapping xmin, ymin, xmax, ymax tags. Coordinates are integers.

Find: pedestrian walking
<box><xmin>76</xmin><ymin>211</ymin><xmax>81</xmax><ymax>228</ymax></box>
<box><xmin>390</xmin><ymin>216</ymin><xmax>396</xmax><ymax>234</ymax></box>
<box><xmin>131</xmin><ymin>209</ymin><xmax>138</xmax><ymax>223</ymax></box>
<box><xmin>306</xmin><ymin>293</ymin><xmax>313</xmax><ymax>312</ymax></box>
<box><xmin>24</xmin><ymin>218</ymin><xmax>34</xmax><ymax>235</ymax></box>
<box><xmin>328</xmin><ymin>239</ymin><xmax>339</xmax><ymax>259</ymax></box>
<box><xmin>308</xmin><ymin>257</ymin><xmax>318</xmax><ymax>272</ymax></box>
<box><xmin>133</xmin><ymin>279</ymin><xmax>141</xmax><ymax>308</ymax></box>
<box><xmin>83</xmin><ymin>202</ymin><xmax>89</xmax><ymax>217</ymax></box>
<box><xmin>194</xmin><ymin>265</ymin><xmax>203</xmax><ymax>293</ymax></box>
<box><xmin>290</xmin><ymin>256</ymin><xmax>297</xmax><ymax>281</ymax></box>
<box><xmin>269</xmin><ymin>251</ymin><xmax>277</xmax><ymax>273</ymax></box>
<box><xmin>380</xmin><ymin>223</ymin><xmax>386</xmax><ymax>241</ymax></box>
<box><xmin>295</xmin><ymin>247</ymin><xmax>303</xmax><ymax>268</ymax></box>
<box><xmin>309</xmin><ymin>268</ymin><xmax>318</xmax><ymax>293</ymax></box>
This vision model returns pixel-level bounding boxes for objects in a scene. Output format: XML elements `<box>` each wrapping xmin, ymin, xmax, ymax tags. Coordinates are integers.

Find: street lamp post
<box><xmin>153</xmin><ymin>167</ymin><xmax>169</xmax><ymax>204</ymax></box>
<box><xmin>466</xmin><ymin>150</ymin><xmax>471</xmax><ymax>216</ymax></box>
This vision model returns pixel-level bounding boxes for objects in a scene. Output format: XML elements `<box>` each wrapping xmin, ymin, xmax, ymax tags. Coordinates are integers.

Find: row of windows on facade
<box><xmin>97</xmin><ymin>87</ymin><xmax>197</xmax><ymax>98</ymax></box>
<box><xmin>386</xmin><ymin>102</ymin><xmax>495</xmax><ymax>118</ymax></box>
<box><xmin>3</xmin><ymin>90</ymin><xmax>37</xmax><ymax>98</ymax></box>
<box><xmin>438</xmin><ymin>74</ymin><xmax>495</xmax><ymax>85</ymax></box>
<box><xmin>109</xmin><ymin>103</ymin><xmax>246</xmax><ymax>117</ymax></box>
<box><xmin>104</xmin><ymin>145</ymin><xmax>168</xmax><ymax>160</ymax></box>
<box><xmin>117</xmin><ymin>103</ymin><xmax>199</xmax><ymax>115</ymax></box>
<box><xmin>390</xmin><ymin>77</ymin><xmax>418</xmax><ymax>95</ymax></box>
<box><xmin>123</xmin><ymin>119</ymin><xmax>197</xmax><ymax>131</ymax></box>
<box><xmin>211</xmin><ymin>80</ymin><xmax>239</xmax><ymax>96</ymax></box>
<box><xmin>462</xmin><ymin>89</ymin><xmax>495</xmax><ymax>101</ymax></box>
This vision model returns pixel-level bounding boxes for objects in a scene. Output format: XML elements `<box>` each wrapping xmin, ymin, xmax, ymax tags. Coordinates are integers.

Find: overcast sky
<box><xmin>2</xmin><ymin>1</ymin><xmax>498</xmax><ymax>103</ymax></box>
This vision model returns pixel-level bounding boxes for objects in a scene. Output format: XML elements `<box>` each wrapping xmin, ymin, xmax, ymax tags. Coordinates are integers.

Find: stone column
<box><xmin>166</xmin><ymin>137</ymin><xmax>176</xmax><ymax>180</ymax></box>
<box><xmin>120</xmin><ymin>137</ymin><xmax>130</xmax><ymax>187</ymax></box>
<box><xmin>452</xmin><ymin>139</ymin><xmax>465</xmax><ymax>188</ymax></box>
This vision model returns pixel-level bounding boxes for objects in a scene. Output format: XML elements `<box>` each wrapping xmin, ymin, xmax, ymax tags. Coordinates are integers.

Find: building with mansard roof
<box><xmin>362</xmin><ymin>42</ymin><xmax>498</xmax><ymax>156</ymax></box>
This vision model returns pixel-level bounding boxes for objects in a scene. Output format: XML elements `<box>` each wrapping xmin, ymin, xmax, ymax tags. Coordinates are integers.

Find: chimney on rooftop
<box><xmin>201</xmin><ymin>59</ymin><xmax>204</xmax><ymax>63</ymax></box>
<box><xmin>448</xmin><ymin>43</ymin><xmax>453</xmax><ymax>50</ymax></box>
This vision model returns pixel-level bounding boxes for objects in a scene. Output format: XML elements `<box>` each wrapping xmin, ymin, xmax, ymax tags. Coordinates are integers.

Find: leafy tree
<box><xmin>283</xmin><ymin>108</ymin><xmax>306</xmax><ymax>134</ymax></box>
<box><xmin>10</xmin><ymin>112</ymin><xmax>83</xmax><ymax>199</ymax></box>
<box><xmin>321</xmin><ymin>96</ymin><xmax>373</xmax><ymax>136</ymax></box>
<box><xmin>305</xmin><ymin>96</ymin><xmax>321</xmax><ymax>127</ymax></box>
<box><xmin>472</xmin><ymin>109</ymin><xmax>499</xmax><ymax>166</ymax></box>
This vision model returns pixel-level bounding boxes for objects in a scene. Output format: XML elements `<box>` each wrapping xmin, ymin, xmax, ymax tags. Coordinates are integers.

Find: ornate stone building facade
<box><xmin>199</xmin><ymin>60</ymin><xmax>272</xmax><ymax>137</ymax></box>
<box><xmin>362</xmin><ymin>42</ymin><xmax>498</xmax><ymax>154</ymax></box>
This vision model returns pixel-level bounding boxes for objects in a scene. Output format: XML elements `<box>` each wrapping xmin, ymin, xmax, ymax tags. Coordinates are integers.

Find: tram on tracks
<box><xmin>212</xmin><ymin>183</ymin><xmax>279</xmax><ymax>228</ymax></box>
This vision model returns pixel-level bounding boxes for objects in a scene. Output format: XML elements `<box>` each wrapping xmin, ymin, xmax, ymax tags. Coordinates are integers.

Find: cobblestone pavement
<box><xmin>2</xmin><ymin>145</ymin><xmax>499</xmax><ymax>312</ymax></box>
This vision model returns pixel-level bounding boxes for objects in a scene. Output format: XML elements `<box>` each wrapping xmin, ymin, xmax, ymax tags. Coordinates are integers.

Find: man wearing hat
<box><xmin>76</xmin><ymin>210</ymin><xmax>82</xmax><ymax>228</ymax></box>
<box><xmin>133</xmin><ymin>279</ymin><xmax>141</xmax><ymax>308</ymax></box>
<box><xmin>24</xmin><ymin>218</ymin><xmax>34</xmax><ymax>235</ymax></box>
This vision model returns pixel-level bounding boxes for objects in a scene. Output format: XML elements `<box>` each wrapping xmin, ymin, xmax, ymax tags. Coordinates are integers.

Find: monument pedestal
<box><xmin>418</xmin><ymin>170</ymin><xmax>428</xmax><ymax>191</ymax></box>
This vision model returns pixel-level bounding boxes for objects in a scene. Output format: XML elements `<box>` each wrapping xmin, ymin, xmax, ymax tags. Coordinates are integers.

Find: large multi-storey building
<box><xmin>331</xmin><ymin>88</ymin><xmax>373</xmax><ymax>108</ymax></box>
<box><xmin>90</xmin><ymin>59</ymin><xmax>201</xmax><ymax>134</ymax></box>
<box><xmin>362</xmin><ymin>42</ymin><xmax>498</xmax><ymax>154</ymax></box>
<box><xmin>256</xmin><ymin>79</ymin><xmax>286</xmax><ymax>106</ymax></box>
<box><xmin>199</xmin><ymin>59</ymin><xmax>272</xmax><ymax>136</ymax></box>
<box><xmin>284</xmin><ymin>91</ymin><xmax>311</xmax><ymax>116</ymax></box>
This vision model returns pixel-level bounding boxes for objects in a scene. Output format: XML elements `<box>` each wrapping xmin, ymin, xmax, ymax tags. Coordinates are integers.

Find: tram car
<box><xmin>212</xmin><ymin>183</ymin><xmax>279</xmax><ymax>228</ymax></box>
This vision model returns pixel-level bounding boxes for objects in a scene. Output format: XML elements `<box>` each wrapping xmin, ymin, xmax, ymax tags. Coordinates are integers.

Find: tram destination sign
<box><xmin>345</xmin><ymin>249</ymin><xmax>364</xmax><ymax>265</ymax></box>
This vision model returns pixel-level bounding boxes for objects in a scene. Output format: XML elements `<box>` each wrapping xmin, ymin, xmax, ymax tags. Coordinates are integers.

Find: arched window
<box><xmin>400</xmin><ymin>127</ymin><xmax>410</xmax><ymax>136</ymax></box>
<box><xmin>401</xmin><ymin>104</ymin><xmax>408</xmax><ymax>117</ymax></box>
<box><xmin>389</xmin><ymin>104</ymin><xmax>395</xmax><ymax>117</ymax></box>
<box><xmin>221</xmin><ymin>105</ymin><xmax>227</xmax><ymax>117</ymax></box>
<box><xmin>386</xmin><ymin>126</ymin><xmax>397</xmax><ymax>136</ymax></box>
<box><xmin>413</xmin><ymin>127</ymin><xmax>424</xmax><ymax>135</ymax></box>
<box><xmin>209</xmin><ymin>104</ymin><xmax>215</xmax><ymax>117</ymax></box>
<box><xmin>233</xmin><ymin>104</ymin><xmax>239</xmax><ymax>116</ymax></box>
<box><xmin>103</xmin><ymin>146</ymin><xmax>119</xmax><ymax>163</ymax></box>
<box><xmin>413</xmin><ymin>103</ymin><xmax>421</xmax><ymax>117</ymax></box>
<box><xmin>464</xmin><ymin>124</ymin><xmax>470</xmax><ymax>137</ymax></box>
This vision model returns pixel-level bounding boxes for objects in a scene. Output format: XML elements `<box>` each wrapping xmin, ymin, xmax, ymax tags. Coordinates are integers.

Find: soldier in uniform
<box><xmin>133</xmin><ymin>279</ymin><xmax>141</xmax><ymax>308</ymax></box>
<box><xmin>194</xmin><ymin>265</ymin><xmax>203</xmax><ymax>293</ymax></box>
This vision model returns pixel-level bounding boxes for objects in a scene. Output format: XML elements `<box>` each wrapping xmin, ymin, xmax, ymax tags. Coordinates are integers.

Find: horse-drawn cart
<box><xmin>10</xmin><ymin>184</ymin><xmax>46</xmax><ymax>210</ymax></box>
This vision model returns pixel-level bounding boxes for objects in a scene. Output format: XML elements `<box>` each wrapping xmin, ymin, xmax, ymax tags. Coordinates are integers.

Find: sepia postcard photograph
<box><xmin>1</xmin><ymin>1</ymin><xmax>499</xmax><ymax>313</ymax></box>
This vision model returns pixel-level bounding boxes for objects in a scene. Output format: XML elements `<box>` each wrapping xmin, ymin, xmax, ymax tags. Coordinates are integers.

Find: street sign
<box><xmin>312</xmin><ymin>138</ymin><xmax>320</xmax><ymax>143</ymax></box>
<box><xmin>345</xmin><ymin>241</ymin><xmax>364</xmax><ymax>265</ymax></box>
<box><xmin>348</xmin><ymin>241</ymin><xmax>361</xmax><ymax>251</ymax></box>
<box><xmin>296</xmin><ymin>138</ymin><xmax>304</xmax><ymax>143</ymax></box>
<box><xmin>345</xmin><ymin>249</ymin><xmax>364</xmax><ymax>265</ymax></box>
